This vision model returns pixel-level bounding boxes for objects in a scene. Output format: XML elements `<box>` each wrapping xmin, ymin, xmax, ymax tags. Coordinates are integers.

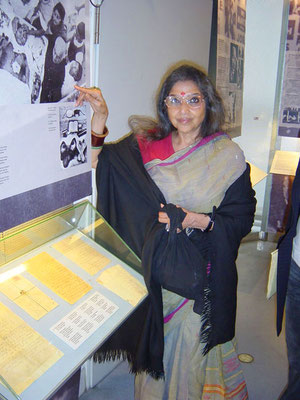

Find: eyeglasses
<box><xmin>164</xmin><ymin>94</ymin><xmax>204</xmax><ymax>109</ymax></box>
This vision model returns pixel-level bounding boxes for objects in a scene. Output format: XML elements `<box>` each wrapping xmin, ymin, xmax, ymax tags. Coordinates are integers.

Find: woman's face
<box><xmin>52</xmin><ymin>9</ymin><xmax>62</xmax><ymax>26</ymax></box>
<box><xmin>15</xmin><ymin>25</ymin><xmax>28</xmax><ymax>46</ymax></box>
<box><xmin>166</xmin><ymin>80</ymin><xmax>206</xmax><ymax>138</ymax></box>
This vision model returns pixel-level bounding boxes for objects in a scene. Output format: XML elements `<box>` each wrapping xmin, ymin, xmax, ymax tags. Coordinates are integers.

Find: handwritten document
<box><xmin>51</xmin><ymin>292</ymin><xmax>118</xmax><ymax>349</ymax></box>
<box><xmin>53</xmin><ymin>234</ymin><xmax>111</xmax><ymax>275</ymax></box>
<box><xmin>97</xmin><ymin>264</ymin><xmax>147</xmax><ymax>306</ymax></box>
<box><xmin>0</xmin><ymin>275</ymin><xmax>57</xmax><ymax>319</ymax></box>
<box><xmin>0</xmin><ymin>302</ymin><xmax>63</xmax><ymax>394</ymax></box>
<box><xmin>24</xmin><ymin>252</ymin><xmax>92</xmax><ymax>304</ymax></box>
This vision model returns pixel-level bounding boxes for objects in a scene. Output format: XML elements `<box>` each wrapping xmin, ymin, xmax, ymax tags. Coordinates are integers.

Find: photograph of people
<box><xmin>75</xmin><ymin>63</ymin><xmax>256</xmax><ymax>400</ymax></box>
<box><xmin>0</xmin><ymin>0</ymin><xmax>86</xmax><ymax>104</ymax></box>
<box><xmin>229</xmin><ymin>42</ymin><xmax>238</xmax><ymax>84</ymax></box>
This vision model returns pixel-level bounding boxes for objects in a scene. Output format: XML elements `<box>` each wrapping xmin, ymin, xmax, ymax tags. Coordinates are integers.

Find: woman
<box><xmin>75</xmin><ymin>64</ymin><xmax>256</xmax><ymax>399</ymax></box>
<box><xmin>30</xmin><ymin>1</ymin><xmax>66</xmax><ymax>36</ymax></box>
<box><xmin>37</xmin><ymin>3</ymin><xmax>67</xmax><ymax>103</ymax></box>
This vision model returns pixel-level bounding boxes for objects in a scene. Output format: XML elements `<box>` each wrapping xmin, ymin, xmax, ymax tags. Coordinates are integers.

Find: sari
<box><xmin>135</xmin><ymin>133</ymin><xmax>248</xmax><ymax>399</ymax></box>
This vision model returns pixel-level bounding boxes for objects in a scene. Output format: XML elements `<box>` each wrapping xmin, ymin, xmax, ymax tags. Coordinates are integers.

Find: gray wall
<box><xmin>94</xmin><ymin>0</ymin><xmax>213</xmax><ymax>140</ymax></box>
<box><xmin>235</xmin><ymin>0</ymin><xmax>285</xmax><ymax>217</ymax></box>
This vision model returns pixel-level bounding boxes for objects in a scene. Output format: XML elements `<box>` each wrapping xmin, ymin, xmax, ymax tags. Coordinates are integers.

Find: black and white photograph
<box><xmin>229</xmin><ymin>42</ymin><xmax>238</xmax><ymax>83</ymax></box>
<box><xmin>216</xmin><ymin>0</ymin><xmax>246</xmax><ymax>137</ymax></box>
<box><xmin>237</xmin><ymin>46</ymin><xmax>244</xmax><ymax>89</ymax></box>
<box><xmin>236</xmin><ymin>5</ymin><xmax>246</xmax><ymax>33</ymax></box>
<box><xmin>290</xmin><ymin>0</ymin><xmax>300</xmax><ymax>15</ymax></box>
<box><xmin>287</xmin><ymin>19</ymin><xmax>296</xmax><ymax>40</ymax></box>
<box><xmin>59</xmin><ymin>104</ymin><xmax>87</xmax><ymax>168</ymax></box>
<box><xmin>228</xmin><ymin>90</ymin><xmax>236</xmax><ymax>124</ymax></box>
<box><xmin>0</xmin><ymin>0</ymin><xmax>86</xmax><ymax>104</ymax></box>
<box><xmin>223</xmin><ymin>0</ymin><xmax>237</xmax><ymax>40</ymax></box>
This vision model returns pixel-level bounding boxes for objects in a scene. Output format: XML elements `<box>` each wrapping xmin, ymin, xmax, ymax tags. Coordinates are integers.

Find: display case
<box><xmin>0</xmin><ymin>201</ymin><xmax>146</xmax><ymax>400</ymax></box>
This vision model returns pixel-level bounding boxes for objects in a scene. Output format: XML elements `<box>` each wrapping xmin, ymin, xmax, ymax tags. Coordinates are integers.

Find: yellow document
<box><xmin>97</xmin><ymin>264</ymin><xmax>147</xmax><ymax>306</ymax></box>
<box><xmin>0</xmin><ymin>302</ymin><xmax>63</xmax><ymax>394</ymax></box>
<box><xmin>0</xmin><ymin>234</ymin><xmax>32</xmax><ymax>257</ymax></box>
<box><xmin>24</xmin><ymin>252</ymin><xmax>92</xmax><ymax>304</ymax></box>
<box><xmin>0</xmin><ymin>275</ymin><xmax>58</xmax><ymax>320</ymax></box>
<box><xmin>53</xmin><ymin>234</ymin><xmax>110</xmax><ymax>275</ymax></box>
<box><xmin>270</xmin><ymin>150</ymin><xmax>299</xmax><ymax>176</ymax></box>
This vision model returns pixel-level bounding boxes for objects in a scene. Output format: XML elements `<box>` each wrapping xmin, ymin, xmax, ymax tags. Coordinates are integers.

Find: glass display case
<box><xmin>0</xmin><ymin>201</ymin><xmax>146</xmax><ymax>400</ymax></box>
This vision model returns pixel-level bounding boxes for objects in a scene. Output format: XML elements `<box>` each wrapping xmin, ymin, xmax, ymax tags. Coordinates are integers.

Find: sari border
<box><xmin>146</xmin><ymin>132</ymin><xmax>228</xmax><ymax>171</ymax></box>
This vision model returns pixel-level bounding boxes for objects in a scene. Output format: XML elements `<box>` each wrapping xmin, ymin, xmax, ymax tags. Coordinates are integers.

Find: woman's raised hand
<box><xmin>74</xmin><ymin>86</ymin><xmax>108</xmax><ymax>133</ymax></box>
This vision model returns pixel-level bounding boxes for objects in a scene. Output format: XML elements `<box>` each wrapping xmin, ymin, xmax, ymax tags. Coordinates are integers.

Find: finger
<box><xmin>75</xmin><ymin>92</ymin><xmax>86</xmax><ymax>106</ymax></box>
<box><xmin>158</xmin><ymin>211</ymin><xmax>168</xmax><ymax>219</ymax></box>
<box><xmin>158</xmin><ymin>216</ymin><xmax>169</xmax><ymax>223</ymax></box>
<box><xmin>74</xmin><ymin>89</ymin><xmax>90</xmax><ymax>105</ymax></box>
<box><xmin>74</xmin><ymin>86</ymin><xmax>103</xmax><ymax>105</ymax></box>
<box><xmin>158</xmin><ymin>213</ymin><xmax>170</xmax><ymax>224</ymax></box>
<box><xmin>74</xmin><ymin>85</ymin><xmax>102</xmax><ymax>99</ymax></box>
<box><xmin>75</xmin><ymin>91</ymin><xmax>106</xmax><ymax>114</ymax></box>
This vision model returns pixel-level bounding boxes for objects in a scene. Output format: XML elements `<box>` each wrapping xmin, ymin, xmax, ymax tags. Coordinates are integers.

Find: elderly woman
<box><xmin>75</xmin><ymin>63</ymin><xmax>256</xmax><ymax>400</ymax></box>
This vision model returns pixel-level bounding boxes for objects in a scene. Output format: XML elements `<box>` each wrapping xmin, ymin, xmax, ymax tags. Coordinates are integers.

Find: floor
<box><xmin>80</xmin><ymin>237</ymin><xmax>289</xmax><ymax>400</ymax></box>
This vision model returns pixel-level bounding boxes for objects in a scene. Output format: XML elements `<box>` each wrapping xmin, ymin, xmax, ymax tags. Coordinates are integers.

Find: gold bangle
<box><xmin>91</xmin><ymin>126</ymin><xmax>109</xmax><ymax>138</ymax></box>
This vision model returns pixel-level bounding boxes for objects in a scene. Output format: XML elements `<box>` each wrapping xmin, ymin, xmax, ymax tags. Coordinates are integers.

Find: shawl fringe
<box><xmin>93</xmin><ymin>350</ymin><xmax>164</xmax><ymax>380</ymax></box>
<box><xmin>199</xmin><ymin>285</ymin><xmax>212</xmax><ymax>355</ymax></box>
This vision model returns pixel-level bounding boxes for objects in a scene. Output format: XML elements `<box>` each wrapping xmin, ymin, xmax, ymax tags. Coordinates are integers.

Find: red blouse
<box><xmin>137</xmin><ymin>134</ymin><xmax>174</xmax><ymax>164</ymax></box>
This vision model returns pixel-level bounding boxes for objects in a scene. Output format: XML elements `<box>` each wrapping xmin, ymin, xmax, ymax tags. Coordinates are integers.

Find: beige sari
<box><xmin>135</xmin><ymin>134</ymin><xmax>248</xmax><ymax>400</ymax></box>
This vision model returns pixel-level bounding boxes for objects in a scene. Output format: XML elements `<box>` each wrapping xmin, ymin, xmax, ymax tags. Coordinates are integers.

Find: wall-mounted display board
<box><xmin>209</xmin><ymin>0</ymin><xmax>246</xmax><ymax>137</ymax></box>
<box><xmin>278</xmin><ymin>2</ymin><xmax>300</xmax><ymax>138</ymax></box>
<box><xmin>0</xmin><ymin>201</ymin><xmax>146</xmax><ymax>400</ymax></box>
<box><xmin>260</xmin><ymin>1</ymin><xmax>300</xmax><ymax>234</ymax></box>
<box><xmin>0</xmin><ymin>0</ymin><xmax>92</xmax><ymax>233</ymax></box>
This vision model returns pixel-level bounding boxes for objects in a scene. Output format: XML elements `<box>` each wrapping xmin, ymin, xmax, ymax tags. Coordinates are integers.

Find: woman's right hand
<box><xmin>74</xmin><ymin>85</ymin><xmax>108</xmax><ymax>134</ymax></box>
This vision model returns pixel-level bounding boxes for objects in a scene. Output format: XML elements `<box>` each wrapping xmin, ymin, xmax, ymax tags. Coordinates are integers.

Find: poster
<box><xmin>278</xmin><ymin>1</ymin><xmax>300</xmax><ymax>138</ymax></box>
<box><xmin>0</xmin><ymin>0</ymin><xmax>91</xmax><ymax>232</ymax></box>
<box><xmin>215</xmin><ymin>0</ymin><xmax>246</xmax><ymax>137</ymax></box>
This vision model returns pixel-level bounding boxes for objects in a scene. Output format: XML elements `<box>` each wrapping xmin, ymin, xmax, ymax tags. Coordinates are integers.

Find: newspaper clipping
<box><xmin>216</xmin><ymin>0</ymin><xmax>246</xmax><ymax>137</ymax></box>
<box><xmin>278</xmin><ymin>1</ymin><xmax>300</xmax><ymax>138</ymax></box>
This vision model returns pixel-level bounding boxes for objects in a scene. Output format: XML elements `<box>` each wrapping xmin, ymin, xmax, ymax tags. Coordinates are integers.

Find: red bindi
<box><xmin>180</xmin><ymin>92</ymin><xmax>185</xmax><ymax>96</ymax></box>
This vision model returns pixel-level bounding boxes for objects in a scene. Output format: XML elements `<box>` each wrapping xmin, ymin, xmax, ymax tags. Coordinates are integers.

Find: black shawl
<box><xmin>94</xmin><ymin>134</ymin><xmax>256</xmax><ymax>378</ymax></box>
<box><xmin>277</xmin><ymin>158</ymin><xmax>300</xmax><ymax>335</ymax></box>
